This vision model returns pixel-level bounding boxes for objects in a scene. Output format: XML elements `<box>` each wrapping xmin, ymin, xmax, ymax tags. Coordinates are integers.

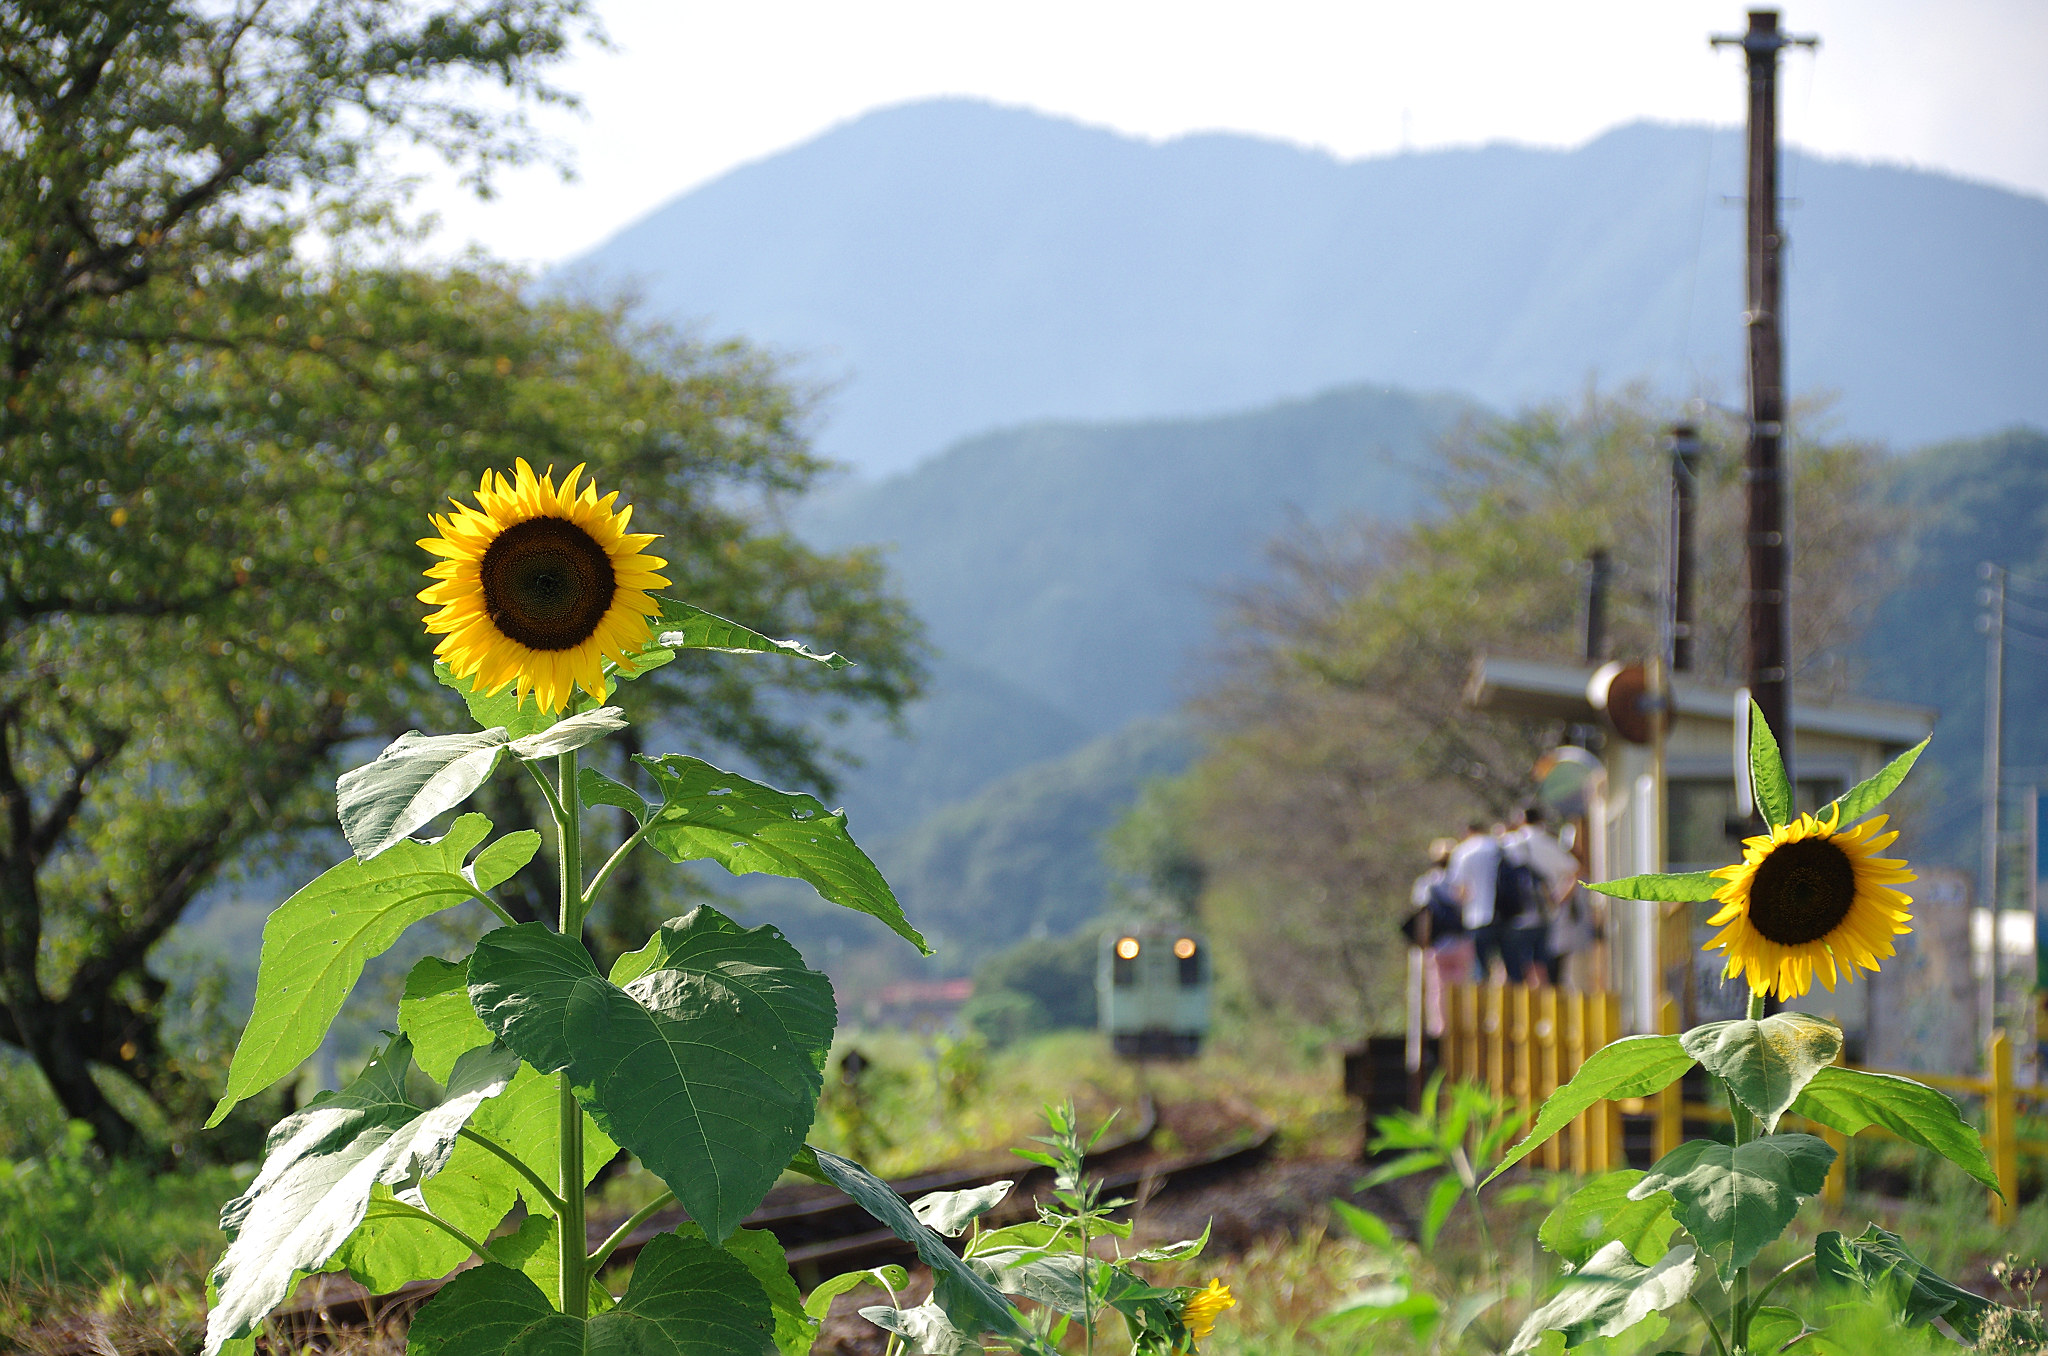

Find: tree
<box><xmin>0</xmin><ymin>5</ymin><xmax>923</xmax><ymax>1157</ymax></box>
<box><xmin>1160</xmin><ymin>391</ymin><xmax>1899</xmax><ymax>1031</ymax></box>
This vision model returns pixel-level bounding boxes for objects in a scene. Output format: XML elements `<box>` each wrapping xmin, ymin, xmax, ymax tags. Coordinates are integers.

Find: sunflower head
<box><xmin>1180</xmin><ymin>1279</ymin><xmax>1235</xmax><ymax>1343</ymax></box>
<box><xmin>1704</xmin><ymin>806</ymin><xmax>1916</xmax><ymax>1000</ymax></box>
<box><xmin>418</xmin><ymin>459</ymin><xmax>669</xmax><ymax>714</ymax></box>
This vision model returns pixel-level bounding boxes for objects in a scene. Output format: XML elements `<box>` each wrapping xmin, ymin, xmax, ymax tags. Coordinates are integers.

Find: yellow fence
<box><xmin>1440</xmin><ymin>983</ymin><xmax>2029</xmax><ymax>1223</ymax></box>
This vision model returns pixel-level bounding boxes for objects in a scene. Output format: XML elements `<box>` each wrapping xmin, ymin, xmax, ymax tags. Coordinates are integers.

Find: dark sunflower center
<box><xmin>478</xmin><ymin>516</ymin><xmax>616</xmax><ymax>651</ymax></box>
<box><xmin>1747</xmin><ymin>835</ymin><xmax>1857</xmax><ymax>945</ymax></box>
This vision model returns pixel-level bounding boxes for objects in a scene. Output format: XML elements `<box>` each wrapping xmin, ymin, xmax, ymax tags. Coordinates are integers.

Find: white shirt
<box><xmin>1447</xmin><ymin>833</ymin><xmax>1502</xmax><ymax>929</ymax></box>
<box><xmin>1502</xmin><ymin>824</ymin><xmax>1580</xmax><ymax>904</ymax></box>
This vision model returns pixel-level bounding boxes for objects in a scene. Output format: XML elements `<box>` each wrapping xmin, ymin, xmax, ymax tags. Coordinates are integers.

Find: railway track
<box><xmin>267</xmin><ymin>1097</ymin><xmax>1275</xmax><ymax>1347</ymax></box>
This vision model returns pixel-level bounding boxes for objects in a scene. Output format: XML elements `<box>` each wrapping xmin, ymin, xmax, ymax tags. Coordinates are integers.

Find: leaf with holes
<box><xmin>404</xmin><ymin>1232</ymin><xmax>774</xmax><ymax>1356</ymax></box>
<box><xmin>209</xmin><ymin>815</ymin><xmax>505</xmax><ymax>1127</ymax></box>
<box><xmin>630</xmin><ymin>753</ymin><xmax>926</xmax><ymax>953</ymax></box>
<box><xmin>1789</xmin><ymin>1066</ymin><xmax>1999</xmax><ymax>1192</ymax></box>
<box><xmin>337</xmin><ymin>730</ymin><xmax>509</xmax><ymax>859</ymax></box>
<box><xmin>1632</xmin><ymin>1133</ymin><xmax>1835</xmax><ymax>1280</ymax></box>
<box><xmin>469</xmin><ymin>918</ymin><xmax>827</xmax><ymax>1241</ymax></box>
<box><xmin>1682</xmin><ymin>1012</ymin><xmax>1843</xmax><ymax>1132</ymax></box>
<box><xmin>203</xmin><ymin>1037</ymin><xmax>517</xmax><ymax>1356</ymax></box>
<box><xmin>1485</xmin><ymin>1037</ymin><xmax>1696</xmax><ymax>1184</ymax></box>
<box><xmin>1538</xmin><ymin>1170</ymin><xmax>1679</xmax><ymax>1268</ymax></box>
<box><xmin>1509</xmin><ymin>1242</ymin><xmax>1697</xmax><ymax>1353</ymax></box>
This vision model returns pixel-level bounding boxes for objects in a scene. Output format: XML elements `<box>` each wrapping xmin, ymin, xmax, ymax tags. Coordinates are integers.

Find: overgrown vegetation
<box><xmin>1145</xmin><ymin>391</ymin><xmax>1902</xmax><ymax>1034</ymax></box>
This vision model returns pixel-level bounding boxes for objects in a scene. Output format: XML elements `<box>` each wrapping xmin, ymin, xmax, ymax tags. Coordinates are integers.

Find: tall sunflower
<box><xmin>419</xmin><ymin>459</ymin><xmax>669</xmax><ymax>714</ymax></box>
<box><xmin>1703</xmin><ymin>807</ymin><xmax>1915</xmax><ymax>1000</ymax></box>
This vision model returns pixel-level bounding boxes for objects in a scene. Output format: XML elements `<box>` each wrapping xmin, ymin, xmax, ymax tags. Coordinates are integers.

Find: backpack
<box><xmin>1399</xmin><ymin>878</ymin><xmax>1466</xmax><ymax>945</ymax></box>
<box><xmin>1495</xmin><ymin>850</ymin><xmax>1541</xmax><ymax>924</ymax></box>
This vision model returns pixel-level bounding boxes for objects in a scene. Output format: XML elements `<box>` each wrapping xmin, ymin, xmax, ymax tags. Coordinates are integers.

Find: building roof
<box><xmin>1465</xmin><ymin>655</ymin><xmax>1937</xmax><ymax>746</ymax></box>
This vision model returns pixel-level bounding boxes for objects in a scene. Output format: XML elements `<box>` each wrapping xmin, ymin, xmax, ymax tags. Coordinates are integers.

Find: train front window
<box><xmin>1175</xmin><ymin>939</ymin><xmax>1201</xmax><ymax>986</ymax></box>
<box><xmin>1113</xmin><ymin>936</ymin><xmax>1139</xmax><ymax>986</ymax></box>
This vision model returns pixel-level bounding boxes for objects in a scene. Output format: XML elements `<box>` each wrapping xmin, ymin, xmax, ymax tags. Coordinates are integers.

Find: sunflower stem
<box><xmin>557</xmin><ymin>747</ymin><xmax>587</xmax><ymax>1318</ymax></box>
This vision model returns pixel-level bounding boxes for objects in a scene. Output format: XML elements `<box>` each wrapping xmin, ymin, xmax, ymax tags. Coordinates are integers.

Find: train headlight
<box><xmin>1173</xmin><ymin>937</ymin><xmax>1197</xmax><ymax>959</ymax></box>
<box><xmin>1114</xmin><ymin>936</ymin><xmax>1140</xmax><ymax>960</ymax></box>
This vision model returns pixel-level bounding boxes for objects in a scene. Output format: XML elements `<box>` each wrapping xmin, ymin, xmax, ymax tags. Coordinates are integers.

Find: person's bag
<box><xmin>1400</xmin><ymin>880</ymin><xmax>1465</xmax><ymax>945</ymax></box>
<box><xmin>1494</xmin><ymin>851</ymin><xmax>1542</xmax><ymax>923</ymax></box>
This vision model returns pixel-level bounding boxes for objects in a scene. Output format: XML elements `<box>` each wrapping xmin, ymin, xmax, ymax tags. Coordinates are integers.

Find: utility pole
<box><xmin>1982</xmin><ymin>562</ymin><xmax>2007</xmax><ymax>1052</ymax></box>
<box><xmin>1713</xmin><ymin>10</ymin><xmax>1815</xmax><ymax>789</ymax></box>
<box><xmin>1668</xmin><ymin>424</ymin><xmax>1702</xmax><ymax>674</ymax></box>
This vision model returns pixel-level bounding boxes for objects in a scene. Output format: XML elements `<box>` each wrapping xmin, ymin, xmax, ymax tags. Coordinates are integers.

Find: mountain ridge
<box><xmin>560</xmin><ymin>98</ymin><xmax>2048</xmax><ymax>475</ymax></box>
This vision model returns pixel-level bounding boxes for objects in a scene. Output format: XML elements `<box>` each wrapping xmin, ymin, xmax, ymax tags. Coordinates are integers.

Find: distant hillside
<box><xmin>803</xmin><ymin>382</ymin><xmax>1463</xmax><ymax>793</ymax></box>
<box><xmin>741</xmin><ymin>717</ymin><xmax>1194</xmax><ymax>974</ymax></box>
<box><xmin>562</xmin><ymin>99</ymin><xmax>2048</xmax><ymax>474</ymax></box>
<box><xmin>1857</xmin><ymin>426</ymin><xmax>2048</xmax><ymax>878</ymax></box>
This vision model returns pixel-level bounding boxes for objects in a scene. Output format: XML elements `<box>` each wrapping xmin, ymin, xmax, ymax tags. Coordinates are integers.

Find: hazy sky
<box><xmin>405</xmin><ymin>0</ymin><xmax>2048</xmax><ymax>267</ymax></box>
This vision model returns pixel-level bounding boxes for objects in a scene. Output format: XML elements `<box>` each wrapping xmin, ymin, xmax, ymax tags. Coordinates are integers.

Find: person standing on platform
<box><xmin>1448</xmin><ymin>819</ymin><xmax>1504</xmax><ymax>982</ymax></box>
<box><xmin>1411</xmin><ymin>837</ymin><xmax>1463</xmax><ymax>1035</ymax></box>
<box><xmin>1503</xmin><ymin>803</ymin><xmax>1583</xmax><ymax>986</ymax></box>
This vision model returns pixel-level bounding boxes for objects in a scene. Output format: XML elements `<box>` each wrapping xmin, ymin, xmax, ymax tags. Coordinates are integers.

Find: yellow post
<box><xmin>1509</xmin><ymin>983</ymin><xmax>1534</xmax><ymax>1124</ymax></box>
<box><xmin>1991</xmin><ymin>1029</ymin><xmax>2018</xmax><ymax>1225</ymax></box>
<box><xmin>1656</xmin><ymin>997</ymin><xmax>1683</xmax><ymax>1162</ymax></box>
<box><xmin>1460</xmin><ymin>983</ymin><xmax>1481</xmax><ymax>1084</ymax></box>
<box><xmin>1604</xmin><ymin>992</ymin><xmax>1625</xmax><ymax>1169</ymax></box>
<box><xmin>1565</xmin><ymin>989</ymin><xmax>1589</xmax><ymax>1174</ymax></box>
<box><xmin>1485</xmin><ymin>982</ymin><xmax>1507</xmax><ymax>1099</ymax></box>
<box><xmin>1536</xmin><ymin>987</ymin><xmax>1562</xmax><ymax>1171</ymax></box>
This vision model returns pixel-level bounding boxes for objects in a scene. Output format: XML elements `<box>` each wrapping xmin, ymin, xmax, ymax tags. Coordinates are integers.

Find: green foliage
<box><xmin>206</xmin><ymin>814</ymin><xmax>520</xmax><ymax>1126</ymax></box>
<box><xmin>1814</xmin><ymin>1226</ymin><xmax>2008</xmax><ymax>1343</ymax></box>
<box><xmin>336</xmin><ymin>732</ymin><xmax>514</xmax><ymax>860</ymax></box>
<box><xmin>1587</xmin><ymin>872</ymin><xmax>1724</xmax><ymax>902</ymax></box>
<box><xmin>585</xmin><ymin>755</ymin><xmax>927</xmax><ymax>952</ymax></box>
<box><xmin>965</xmin><ymin>930</ymin><xmax>1101</xmax><ymax>1046</ymax></box>
<box><xmin>469</xmin><ymin>913</ymin><xmax>828</xmax><ymax>1243</ymax></box>
<box><xmin>207</xmin><ymin>1036</ymin><xmax>519</xmax><ymax>1349</ymax></box>
<box><xmin>1822</xmin><ymin>737</ymin><xmax>1929</xmax><ymax>830</ymax></box>
<box><xmin>1748</xmin><ymin>696</ymin><xmax>1796</xmax><ymax>830</ymax></box>
<box><xmin>406</xmin><ymin>1233</ymin><xmax>775</xmax><ymax>1356</ymax></box>
<box><xmin>1633</xmin><ymin>1134</ymin><xmax>1836</xmax><ymax>1280</ymax></box>
<box><xmin>1538</xmin><ymin>1171</ymin><xmax>1679</xmax><ymax>1270</ymax></box>
<box><xmin>0</xmin><ymin>0</ymin><xmax>921</xmax><ymax>1150</ymax></box>
<box><xmin>1789</xmin><ymin>1067</ymin><xmax>1999</xmax><ymax>1193</ymax></box>
<box><xmin>1507</xmin><ymin>1241</ymin><xmax>1696</xmax><ymax>1354</ymax></box>
<box><xmin>1487</xmin><ymin>1037</ymin><xmax>1697</xmax><ymax>1183</ymax></box>
<box><xmin>1680</xmin><ymin>1012</ymin><xmax>1843</xmax><ymax>1134</ymax></box>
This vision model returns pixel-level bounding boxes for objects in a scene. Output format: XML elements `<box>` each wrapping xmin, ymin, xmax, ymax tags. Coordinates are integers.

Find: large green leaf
<box><xmin>1821</xmin><ymin>737</ymin><xmax>1929</xmax><ymax>829</ymax></box>
<box><xmin>398</xmin><ymin>955</ymin><xmax>493</xmax><ymax>1084</ymax></box>
<box><xmin>469</xmin><ymin>920</ymin><xmax>824</xmax><ymax>1241</ymax></box>
<box><xmin>1789</xmin><ymin>1066</ymin><xmax>1999</xmax><ymax>1192</ymax></box>
<box><xmin>612</xmin><ymin>755</ymin><xmax>926</xmax><ymax>953</ymax></box>
<box><xmin>798</xmin><ymin>1147</ymin><xmax>1038</xmax><ymax>1350</ymax></box>
<box><xmin>437</xmin><ymin>660</ymin><xmax>558</xmax><ymax>740</ymax></box>
<box><xmin>1682</xmin><ymin>1013</ymin><xmax>1843</xmax><ymax>1132</ymax></box>
<box><xmin>203</xmin><ymin>1037</ymin><xmax>518</xmax><ymax>1356</ymax></box>
<box><xmin>1630</xmin><ymin>1133</ymin><xmax>1835</xmax><ymax>1280</ymax></box>
<box><xmin>910</xmin><ymin>1181</ymin><xmax>1015</xmax><ymax>1237</ymax></box>
<box><xmin>1749</xmin><ymin>698</ymin><xmax>1794</xmax><ymax>830</ymax></box>
<box><xmin>1508</xmin><ymin>1241</ymin><xmax>1698</xmax><ymax>1353</ymax></box>
<box><xmin>688</xmin><ymin>1225</ymin><xmax>815</xmax><ymax>1356</ymax></box>
<box><xmin>1814</xmin><ymin>1225</ymin><xmax>2008</xmax><ymax>1343</ymax></box>
<box><xmin>208</xmin><ymin>815</ymin><xmax>505</xmax><ymax>1127</ymax></box>
<box><xmin>336</xmin><ymin>729</ymin><xmax>510</xmax><ymax>859</ymax></box>
<box><xmin>607</xmin><ymin>906</ymin><xmax>837</xmax><ymax>1077</ymax></box>
<box><xmin>335</xmin><ymin>1057</ymin><xmax>623</xmax><ymax>1297</ymax></box>
<box><xmin>1484</xmin><ymin>1036</ymin><xmax>1696</xmax><ymax>1184</ymax></box>
<box><xmin>1587</xmin><ymin>871</ymin><xmax>1725</xmax><ymax>902</ymax></box>
<box><xmin>1537</xmin><ymin>1171</ymin><xmax>1679</xmax><ymax>1268</ymax></box>
<box><xmin>405</xmin><ymin>1232</ymin><xmax>775</xmax><ymax>1356</ymax></box>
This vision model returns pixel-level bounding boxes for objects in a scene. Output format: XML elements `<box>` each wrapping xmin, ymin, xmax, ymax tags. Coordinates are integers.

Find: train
<box><xmin>1097</xmin><ymin>922</ymin><xmax>1212</xmax><ymax>1058</ymax></box>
